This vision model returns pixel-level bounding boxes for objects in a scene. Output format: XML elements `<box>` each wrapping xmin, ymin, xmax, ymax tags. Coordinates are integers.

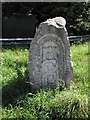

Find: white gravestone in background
<box><xmin>29</xmin><ymin>17</ymin><xmax>73</xmax><ymax>90</ymax></box>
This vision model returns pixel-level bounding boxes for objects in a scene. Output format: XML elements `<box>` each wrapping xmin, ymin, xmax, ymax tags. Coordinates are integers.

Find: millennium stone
<box><xmin>29</xmin><ymin>17</ymin><xmax>73</xmax><ymax>90</ymax></box>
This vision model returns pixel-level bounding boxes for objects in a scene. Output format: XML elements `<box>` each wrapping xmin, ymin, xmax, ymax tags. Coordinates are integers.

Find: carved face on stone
<box><xmin>41</xmin><ymin>41</ymin><xmax>59</xmax><ymax>88</ymax></box>
<box><xmin>29</xmin><ymin>17</ymin><xmax>73</xmax><ymax>90</ymax></box>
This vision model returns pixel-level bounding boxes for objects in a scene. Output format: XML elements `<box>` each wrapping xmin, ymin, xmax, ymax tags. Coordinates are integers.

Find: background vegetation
<box><xmin>2</xmin><ymin>2</ymin><xmax>90</xmax><ymax>35</ymax></box>
<box><xmin>1</xmin><ymin>41</ymin><xmax>89</xmax><ymax>119</ymax></box>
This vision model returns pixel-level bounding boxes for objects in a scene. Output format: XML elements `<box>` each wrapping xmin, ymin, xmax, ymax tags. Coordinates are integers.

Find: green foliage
<box><xmin>2</xmin><ymin>2</ymin><xmax>90</xmax><ymax>35</ymax></box>
<box><xmin>71</xmin><ymin>42</ymin><xmax>89</xmax><ymax>95</ymax></box>
<box><xmin>1</xmin><ymin>47</ymin><xmax>29</xmax><ymax>106</ymax></box>
<box><xmin>1</xmin><ymin>42</ymin><xmax>89</xmax><ymax>119</ymax></box>
<box><xmin>2</xmin><ymin>89</ymin><xmax>89</xmax><ymax>119</ymax></box>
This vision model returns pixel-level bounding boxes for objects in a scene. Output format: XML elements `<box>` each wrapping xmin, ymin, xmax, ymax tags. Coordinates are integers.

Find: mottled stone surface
<box><xmin>29</xmin><ymin>17</ymin><xmax>73</xmax><ymax>90</ymax></box>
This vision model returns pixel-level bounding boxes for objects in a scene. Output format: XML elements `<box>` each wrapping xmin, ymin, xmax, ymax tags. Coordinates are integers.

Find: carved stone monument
<box><xmin>29</xmin><ymin>17</ymin><xmax>73</xmax><ymax>90</ymax></box>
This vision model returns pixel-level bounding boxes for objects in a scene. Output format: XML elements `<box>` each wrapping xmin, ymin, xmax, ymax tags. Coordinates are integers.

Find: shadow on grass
<box><xmin>2</xmin><ymin>63</ymin><xmax>31</xmax><ymax>107</ymax></box>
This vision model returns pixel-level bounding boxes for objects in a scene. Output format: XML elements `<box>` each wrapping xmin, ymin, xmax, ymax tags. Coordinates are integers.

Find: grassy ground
<box><xmin>1</xmin><ymin>41</ymin><xmax>89</xmax><ymax>119</ymax></box>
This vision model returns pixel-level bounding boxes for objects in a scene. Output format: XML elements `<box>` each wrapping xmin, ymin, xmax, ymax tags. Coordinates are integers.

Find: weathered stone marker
<box><xmin>29</xmin><ymin>17</ymin><xmax>73</xmax><ymax>90</ymax></box>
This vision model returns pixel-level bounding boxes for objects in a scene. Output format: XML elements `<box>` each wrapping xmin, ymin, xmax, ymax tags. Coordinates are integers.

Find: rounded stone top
<box><xmin>54</xmin><ymin>17</ymin><xmax>66</xmax><ymax>26</ymax></box>
<box><xmin>44</xmin><ymin>17</ymin><xmax>66</xmax><ymax>27</ymax></box>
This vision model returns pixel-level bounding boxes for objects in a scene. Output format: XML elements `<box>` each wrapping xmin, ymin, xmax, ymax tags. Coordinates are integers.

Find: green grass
<box><xmin>1</xmin><ymin>42</ymin><xmax>89</xmax><ymax>119</ymax></box>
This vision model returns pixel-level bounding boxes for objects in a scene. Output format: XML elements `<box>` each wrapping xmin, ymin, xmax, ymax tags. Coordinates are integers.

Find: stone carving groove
<box><xmin>29</xmin><ymin>17</ymin><xmax>73</xmax><ymax>90</ymax></box>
